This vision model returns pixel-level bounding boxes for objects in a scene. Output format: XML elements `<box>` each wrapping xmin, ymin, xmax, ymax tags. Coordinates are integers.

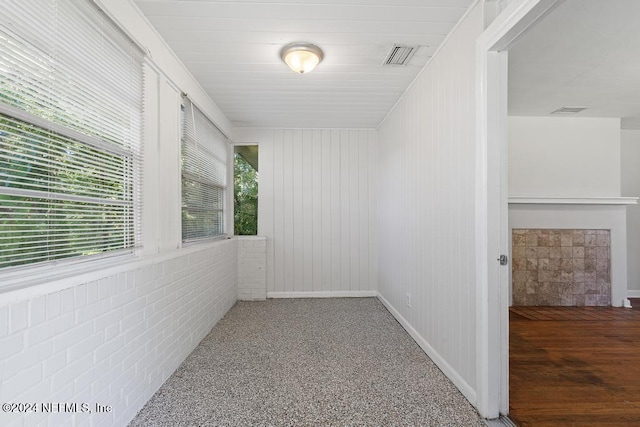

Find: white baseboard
<box><xmin>267</xmin><ymin>291</ymin><xmax>378</xmax><ymax>299</ymax></box>
<box><xmin>628</xmin><ymin>290</ymin><xmax>640</xmax><ymax>298</ymax></box>
<box><xmin>377</xmin><ymin>293</ymin><xmax>477</xmax><ymax>406</ymax></box>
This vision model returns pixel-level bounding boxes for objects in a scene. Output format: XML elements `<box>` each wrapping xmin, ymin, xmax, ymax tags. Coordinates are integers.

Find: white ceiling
<box><xmin>508</xmin><ymin>0</ymin><xmax>640</xmax><ymax>126</ymax></box>
<box><xmin>136</xmin><ymin>0</ymin><xmax>640</xmax><ymax>130</ymax></box>
<box><xmin>134</xmin><ymin>0</ymin><xmax>474</xmax><ymax>129</ymax></box>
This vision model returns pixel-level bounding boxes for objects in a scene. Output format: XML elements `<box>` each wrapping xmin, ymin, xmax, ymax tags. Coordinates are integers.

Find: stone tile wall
<box><xmin>512</xmin><ymin>229</ymin><xmax>611</xmax><ymax>306</ymax></box>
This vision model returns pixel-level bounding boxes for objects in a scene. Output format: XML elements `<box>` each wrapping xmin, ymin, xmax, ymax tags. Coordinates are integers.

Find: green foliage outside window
<box><xmin>0</xmin><ymin>115</ymin><xmax>134</xmax><ymax>268</ymax></box>
<box><xmin>233</xmin><ymin>152</ymin><xmax>258</xmax><ymax>235</ymax></box>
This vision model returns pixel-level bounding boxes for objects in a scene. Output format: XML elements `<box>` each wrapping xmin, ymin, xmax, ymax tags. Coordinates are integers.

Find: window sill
<box><xmin>0</xmin><ymin>238</ymin><xmax>235</xmax><ymax>306</ymax></box>
<box><xmin>181</xmin><ymin>234</ymin><xmax>231</xmax><ymax>248</ymax></box>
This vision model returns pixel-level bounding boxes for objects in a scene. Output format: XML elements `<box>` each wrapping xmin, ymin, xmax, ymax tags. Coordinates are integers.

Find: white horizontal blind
<box><xmin>0</xmin><ymin>0</ymin><xmax>143</xmax><ymax>270</ymax></box>
<box><xmin>182</xmin><ymin>97</ymin><xmax>227</xmax><ymax>241</ymax></box>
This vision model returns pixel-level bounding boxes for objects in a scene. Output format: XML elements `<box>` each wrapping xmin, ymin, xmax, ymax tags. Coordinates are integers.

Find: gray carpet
<box><xmin>129</xmin><ymin>298</ymin><xmax>484</xmax><ymax>426</ymax></box>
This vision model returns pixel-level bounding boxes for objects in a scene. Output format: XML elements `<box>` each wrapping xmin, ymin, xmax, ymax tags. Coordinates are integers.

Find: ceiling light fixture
<box><xmin>280</xmin><ymin>42</ymin><xmax>324</xmax><ymax>74</ymax></box>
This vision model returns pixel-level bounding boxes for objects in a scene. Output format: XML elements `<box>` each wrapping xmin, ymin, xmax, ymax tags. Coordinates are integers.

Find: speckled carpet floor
<box><xmin>129</xmin><ymin>298</ymin><xmax>484</xmax><ymax>426</ymax></box>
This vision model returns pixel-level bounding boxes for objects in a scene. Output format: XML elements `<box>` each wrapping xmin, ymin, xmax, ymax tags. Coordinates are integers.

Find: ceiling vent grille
<box><xmin>551</xmin><ymin>106</ymin><xmax>587</xmax><ymax>114</ymax></box>
<box><xmin>384</xmin><ymin>45</ymin><xmax>419</xmax><ymax>66</ymax></box>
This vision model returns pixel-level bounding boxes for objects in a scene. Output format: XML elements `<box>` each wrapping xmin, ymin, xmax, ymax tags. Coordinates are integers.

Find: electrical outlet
<box><xmin>406</xmin><ymin>292</ymin><xmax>411</xmax><ymax>308</ymax></box>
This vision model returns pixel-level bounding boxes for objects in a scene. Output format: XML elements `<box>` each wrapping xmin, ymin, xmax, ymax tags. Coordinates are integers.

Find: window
<box><xmin>181</xmin><ymin>97</ymin><xmax>228</xmax><ymax>241</ymax></box>
<box><xmin>0</xmin><ymin>0</ymin><xmax>144</xmax><ymax>270</ymax></box>
<box><xmin>234</xmin><ymin>145</ymin><xmax>258</xmax><ymax>235</ymax></box>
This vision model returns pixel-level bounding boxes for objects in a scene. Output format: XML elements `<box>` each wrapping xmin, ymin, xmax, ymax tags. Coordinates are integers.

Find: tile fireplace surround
<box><xmin>512</xmin><ymin>229</ymin><xmax>611</xmax><ymax>306</ymax></box>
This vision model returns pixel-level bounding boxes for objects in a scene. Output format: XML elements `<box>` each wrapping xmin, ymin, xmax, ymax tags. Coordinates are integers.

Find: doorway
<box><xmin>480</xmin><ymin>0</ymin><xmax>640</xmax><ymax>422</ymax></box>
<box><xmin>476</xmin><ymin>0</ymin><xmax>564</xmax><ymax>418</ymax></box>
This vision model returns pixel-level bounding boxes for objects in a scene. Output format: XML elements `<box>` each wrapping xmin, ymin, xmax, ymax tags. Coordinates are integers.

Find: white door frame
<box><xmin>475</xmin><ymin>0</ymin><xmax>562</xmax><ymax>418</ymax></box>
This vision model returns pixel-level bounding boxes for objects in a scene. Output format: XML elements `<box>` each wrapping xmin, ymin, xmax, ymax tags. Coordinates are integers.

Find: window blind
<box><xmin>0</xmin><ymin>0</ymin><xmax>143</xmax><ymax>270</ymax></box>
<box><xmin>181</xmin><ymin>97</ymin><xmax>228</xmax><ymax>241</ymax></box>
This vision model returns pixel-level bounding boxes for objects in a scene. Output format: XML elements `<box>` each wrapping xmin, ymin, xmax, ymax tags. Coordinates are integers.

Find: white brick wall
<box><xmin>0</xmin><ymin>239</ymin><xmax>237</xmax><ymax>427</ymax></box>
<box><xmin>237</xmin><ymin>236</ymin><xmax>267</xmax><ymax>300</ymax></box>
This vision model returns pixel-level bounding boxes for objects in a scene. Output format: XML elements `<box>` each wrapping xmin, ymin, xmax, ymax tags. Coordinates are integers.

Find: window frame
<box><xmin>232</xmin><ymin>143</ymin><xmax>259</xmax><ymax>236</ymax></box>
<box><xmin>180</xmin><ymin>96</ymin><xmax>230</xmax><ymax>243</ymax></box>
<box><xmin>0</xmin><ymin>0</ymin><xmax>144</xmax><ymax>274</ymax></box>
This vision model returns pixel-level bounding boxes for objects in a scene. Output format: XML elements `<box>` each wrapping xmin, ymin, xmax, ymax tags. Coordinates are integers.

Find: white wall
<box><xmin>622</xmin><ymin>129</ymin><xmax>640</xmax><ymax>292</ymax></box>
<box><xmin>0</xmin><ymin>2</ymin><xmax>239</xmax><ymax>426</ymax></box>
<box><xmin>376</xmin><ymin>3</ymin><xmax>482</xmax><ymax>406</ymax></box>
<box><xmin>237</xmin><ymin>236</ymin><xmax>267</xmax><ymax>300</ymax></box>
<box><xmin>235</xmin><ymin>128</ymin><xmax>378</xmax><ymax>296</ymax></box>
<box><xmin>0</xmin><ymin>240</ymin><xmax>237</xmax><ymax>427</ymax></box>
<box><xmin>508</xmin><ymin>116</ymin><xmax>621</xmax><ymax>197</ymax></box>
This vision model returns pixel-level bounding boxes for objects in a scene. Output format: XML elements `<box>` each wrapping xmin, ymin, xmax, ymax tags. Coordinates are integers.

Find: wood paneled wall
<box><xmin>376</xmin><ymin>3</ymin><xmax>482</xmax><ymax>403</ymax></box>
<box><xmin>235</xmin><ymin>128</ymin><xmax>378</xmax><ymax>295</ymax></box>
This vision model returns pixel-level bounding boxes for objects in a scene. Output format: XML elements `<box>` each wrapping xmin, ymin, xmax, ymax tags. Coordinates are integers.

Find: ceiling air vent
<box><xmin>384</xmin><ymin>45</ymin><xmax>419</xmax><ymax>66</ymax></box>
<box><xmin>551</xmin><ymin>106</ymin><xmax>587</xmax><ymax>114</ymax></box>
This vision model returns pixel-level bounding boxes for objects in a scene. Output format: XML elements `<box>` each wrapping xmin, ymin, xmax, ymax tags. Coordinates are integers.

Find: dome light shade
<box><xmin>281</xmin><ymin>43</ymin><xmax>324</xmax><ymax>74</ymax></box>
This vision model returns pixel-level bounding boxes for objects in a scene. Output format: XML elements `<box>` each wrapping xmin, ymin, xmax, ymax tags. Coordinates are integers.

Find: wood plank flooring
<box><xmin>509</xmin><ymin>306</ymin><xmax>640</xmax><ymax>426</ymax></box>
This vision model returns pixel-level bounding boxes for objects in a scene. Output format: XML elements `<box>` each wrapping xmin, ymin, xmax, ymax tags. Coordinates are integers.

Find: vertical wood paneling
<box><xmin>376</xmin><ymin>3</ymin><xmax>482</xmax><ymax>402</ymax></box>
<box><xmin>257</xmin><ymin>131</ymin><xmax>275</xmax><ymax>292</ymax></box>
<box><xmin>330</xmin><ymin>130</ymin><xmax>343</xmax><ymax>291</ymax></box>
<box><xmin>367</xmin><ymin>130</ymin><xmax>378</xmax><ymax>296</ymax></box>
<box><xmin>349</xmin><ymin>131</ymin><xmax>360</xmax><ymax>291</ymax></box>
<box><xmin>321</xmin><ymin>130</ymin><xmax>332</xmax><ymax>289</ymax></box>
<box><xmin>302</xmin><ymin>131</ymin><xmax>313</xmax><ymax>292</ymax></box>
<box><xmin>235</xmin><ymin>127</ymin><xmax>377</xmax><ymax>294</ymax></box>
<box><xmin>282</xmin><ymin>131</ymin><xmax>294</xmax><ymax>292</ymax></box>
<box><xmin>358</xmin><ymin>131</ymin><xmax>370</xmax><ymax>291</ymax></box>
<box><xmin>292</xmin><ymin>130</ymin><xmax>304</xmax><ymax>291</ymax></box>
<box><xmin>340</xmin><ymin>132</ymin><xmax>352</xmax><ymax>291</ymax></box>
<box><xmin>311</xmin><ymin>131</ymin><xmax>323</xmax><ymax>292</ymax></box>
<box><xmin>273</xmin><ymin>130</ymin><xmax>285</xmax><ymax>292</ymax></box>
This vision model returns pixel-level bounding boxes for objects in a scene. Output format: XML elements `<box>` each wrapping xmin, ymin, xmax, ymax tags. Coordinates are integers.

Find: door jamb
<box><xmin>475</xmin><ymin>0</ymin><xmax>563</xmax><ymax>418</ymax></box>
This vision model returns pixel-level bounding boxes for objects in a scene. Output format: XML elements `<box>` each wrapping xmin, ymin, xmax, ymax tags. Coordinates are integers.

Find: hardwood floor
<box><xmin>509</xmin><ymin>306</ymin><xmax>640</xmax><ymax>426</ymax></box>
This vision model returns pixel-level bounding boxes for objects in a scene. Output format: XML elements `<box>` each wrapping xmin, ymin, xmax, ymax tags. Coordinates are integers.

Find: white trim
<box><xmin>267</xmin><ymin>291</ymin><xmax>377</xmax><ymax>299</ymax></box>
<box><xmin>234</xmin><ymin>126</ymin><xmax>377</xmax><ymax>132</ymax></box>
<box><xmin>628</xmin><ymin>290</ymin><xmax>640</xmax><ymax>298</ymax></box>
<box><xmin>509</xmin><ymin>196</ymin><xmax>639</xmax><ymax>205</ymax></box>
<box><xmin>377</xmin><ymin>293</ymin><xmax>477</xmax><ymax>406</ymax></box>
<box><xmin>475</xmin><ymin>0</ymin><xmax>562</xmax><ymax>418</ymax></box>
